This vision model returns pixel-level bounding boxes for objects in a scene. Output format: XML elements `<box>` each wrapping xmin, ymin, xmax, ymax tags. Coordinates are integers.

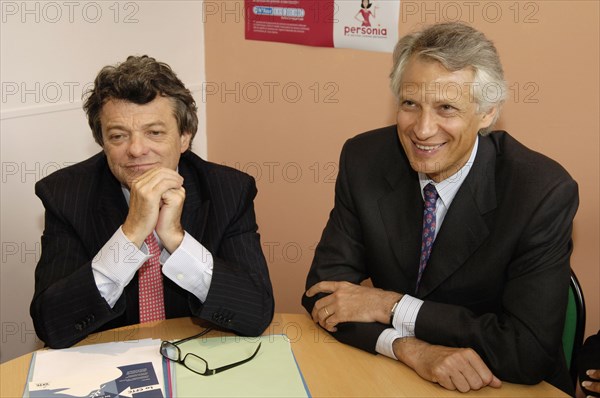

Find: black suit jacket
<box><xmin>302</xmin><ymin>126</ymin><xmax>578</xmax><ymax>395</ymax></box>
<box><xmin>32</xmin><ymin>151</ymin><xmax>274</xmax><ymax>348</ymax></box>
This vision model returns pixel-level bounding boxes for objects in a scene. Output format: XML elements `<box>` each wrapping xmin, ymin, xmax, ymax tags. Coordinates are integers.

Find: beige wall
<box><xmin>205</xmin><ymin>1</ymin><xmax>599</xmax><ymax>339</ymax></box>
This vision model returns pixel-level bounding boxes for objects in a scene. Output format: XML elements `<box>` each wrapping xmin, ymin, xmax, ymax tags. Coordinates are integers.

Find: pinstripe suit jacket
<box><xmin>32</xmin><ymin>151</ymin><xmax>274</xmax><ymax>348</ymax></box>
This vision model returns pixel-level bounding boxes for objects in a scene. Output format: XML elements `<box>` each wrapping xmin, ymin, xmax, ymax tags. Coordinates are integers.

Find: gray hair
<box><xmin>390</xmin><ymin>22</ymin><xmax>506</xmax><ymax>134</ymax></box>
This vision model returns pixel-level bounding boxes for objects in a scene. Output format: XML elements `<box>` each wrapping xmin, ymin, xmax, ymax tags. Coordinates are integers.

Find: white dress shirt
<box><xmin>375</xmin><ymin>137</ymin><xmax>479</xmax><ymax>359</ymax></box>
<box><xmin>91</xmin><ymin>186</ymin><xmax>214</xmax><ymax>307</ymax></box>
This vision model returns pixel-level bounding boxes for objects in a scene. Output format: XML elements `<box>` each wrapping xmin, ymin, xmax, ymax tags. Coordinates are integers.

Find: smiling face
<box><xmin>100</xmin><ymin>96</ymin><xmax>191</xmax><ymax>187</ymax></box>
<box><xmin>396</xmin><ymin>56</ymin><xmax>496</xmax><ymax>182</ymax></box>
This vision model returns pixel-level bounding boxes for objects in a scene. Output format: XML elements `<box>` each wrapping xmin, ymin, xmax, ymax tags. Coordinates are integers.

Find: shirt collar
<box><xmin>418</xmin><ymin>136</ymin><xmax>479</xmax><ymax>209</ymax></box>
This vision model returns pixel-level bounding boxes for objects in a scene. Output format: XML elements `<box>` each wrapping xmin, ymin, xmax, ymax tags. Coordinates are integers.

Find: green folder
<box><xmin>170</xmin><ymin>334</ymin><xmax>310</xmax><ymax>397</ymax></box>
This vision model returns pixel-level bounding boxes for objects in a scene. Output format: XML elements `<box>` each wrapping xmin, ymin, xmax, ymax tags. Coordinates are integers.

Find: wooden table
<box><xmin>0</xmin><ymin>313</ymin><xmax>568</xmax><ymax>397</ymax></box>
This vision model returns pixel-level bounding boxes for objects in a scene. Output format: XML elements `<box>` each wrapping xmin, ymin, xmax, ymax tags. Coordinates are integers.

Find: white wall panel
<box><xmin>1</xmin><ymin>0</ymin><xmax>207</xmax><ymax>362</ymax></box>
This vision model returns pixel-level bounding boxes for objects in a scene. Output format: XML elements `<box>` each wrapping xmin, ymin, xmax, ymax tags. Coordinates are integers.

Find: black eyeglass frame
<box><xmin>160</xmin><ymin>327</ymin><xmax>261</xmax><ymax>376</ymax></box>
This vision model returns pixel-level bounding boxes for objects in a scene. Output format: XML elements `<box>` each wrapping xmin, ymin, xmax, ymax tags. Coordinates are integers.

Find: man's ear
<box><xmin>479</xmin><ymin>106</ymin><xmax>498</xmax><ymax>130</ymax></box>
<box><xmin>180</xmin><ymin>131</ymin><xmax>192</xmax><ymax>152</ymax></box>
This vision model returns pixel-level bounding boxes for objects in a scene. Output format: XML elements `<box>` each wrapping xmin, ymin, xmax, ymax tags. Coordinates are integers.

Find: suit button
<box><xmin>75</xmin><ymin>323</ymin><xmax>83</xmax><ymax>331</ymax></box>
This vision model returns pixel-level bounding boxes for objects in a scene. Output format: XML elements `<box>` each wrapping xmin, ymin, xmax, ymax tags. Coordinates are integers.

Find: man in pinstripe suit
<box><xmin>31</xmin><ymin>56</ymin><xmax>274</xmax><ymax>348</ymax></box>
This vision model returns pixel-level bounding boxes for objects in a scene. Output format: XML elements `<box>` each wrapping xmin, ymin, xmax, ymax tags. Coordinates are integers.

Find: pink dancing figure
<box><xmin>355</xmin><ymin>0</ymin><xmax>377</xmax><ymax>27</ymax></box>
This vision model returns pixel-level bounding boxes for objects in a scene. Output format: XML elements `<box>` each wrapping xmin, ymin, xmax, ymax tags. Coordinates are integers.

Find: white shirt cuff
<box><xmin>393</xmin><ymin>294</ymin><xmax>424</xmax><ymax>336</ymax></box>
<box><xmin>375</xmin><ymin>295</ymin><xmax>424</xmax><ymax>360</ymax></box>
<box><xmin>161</xmin><ymin>231</ymin><xmax>213</xmax><ymax>303</ymax></box>
<box><xmin>376</xmin><ymin>328</ymin><xmax>403</xmax><ymax>359</ymax></box>
<box><xmin>91</xmin><ymin>227</ymin><xmax>149</xmax><ymax>307</ymax></box>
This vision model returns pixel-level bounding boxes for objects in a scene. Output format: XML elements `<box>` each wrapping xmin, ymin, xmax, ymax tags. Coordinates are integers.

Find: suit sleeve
<box><xmin>302</xmin><ymin>142</ymin><xmax>388</xmax><ymax>352</ymax></box>
<box><xmin>192</xmin><ymin>175</ymin><xmax>274</xmax><ymax>337</ymax></box>
<box><xmin>31</xmin><ymin>181</ymin><xmax>128</xmax><ymax>348</ymax></box>
<box><xmin>416</xmin><ymin>178</ymin><xmax>579</xmax><ymax>386</ymax></box>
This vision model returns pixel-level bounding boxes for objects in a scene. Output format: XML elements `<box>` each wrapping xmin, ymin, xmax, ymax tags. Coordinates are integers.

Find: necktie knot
<box><xmin>423</xmin><ymin>183</ymin><xmax>439</xmax><ymax>209</ymax></box>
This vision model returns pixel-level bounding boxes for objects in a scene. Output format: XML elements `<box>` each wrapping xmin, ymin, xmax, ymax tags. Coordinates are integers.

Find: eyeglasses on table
<box><xmin>160</xmin><ymin>327</ymin><xmax>261</xmax><ymax>376</ymax></box>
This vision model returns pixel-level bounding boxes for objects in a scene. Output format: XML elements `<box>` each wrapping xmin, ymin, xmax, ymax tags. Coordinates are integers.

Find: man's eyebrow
<box><xmin>141</xmin><ymin>121</ymin><xmax>168</xmax><ymax>129</ymax></box>
<box><xmin>105</xmin><ymin>122</ymin><xmax>128</xmax><ymax>131</ymax></box>
<box><xmin>105</xmin><ymin>121</ymin><xmax>168</xmax><ymax>131</ymax></box>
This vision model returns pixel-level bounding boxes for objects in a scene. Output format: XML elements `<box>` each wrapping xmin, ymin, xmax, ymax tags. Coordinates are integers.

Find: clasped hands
<box><xmin>305</xmin><ymin>281</ymin><xmax>501</xmax><ymax>392</ymax></box>
<box><xmin>122</xmin><ymin>167</ymin><xmax>185</xmax><ymax>253</ymax></box>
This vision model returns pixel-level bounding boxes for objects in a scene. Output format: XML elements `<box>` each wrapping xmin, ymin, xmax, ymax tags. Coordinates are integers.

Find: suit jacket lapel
<box><xmin>417</xmin><ymin>137</ymin><xmax>498</xmax><ymax>298</ymax></box>
<box><xmin>179</xmin><ymin>155</ymin><xmax>210</xmax><ymax>243</ymax></box>
<box><xmin>379</xmin><ymin>157</ymin><xmax>423</xmax><ymax>284</ymax></box>
<box><xmin>93</xmin><ymin>158</ymin><xmax>128</xmax><ymax>253</ymax></box>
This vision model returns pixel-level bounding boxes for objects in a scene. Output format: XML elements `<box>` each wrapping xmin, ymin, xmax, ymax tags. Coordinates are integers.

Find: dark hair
<box><xmin>361</xmin><ymin>0</ymin><xmax>372</xmax><ymax>9</ymax></box>
<box><xmin>83</xmin><ymin>55</ymin><xmax>198</xmax><ymax>147</ymax></box>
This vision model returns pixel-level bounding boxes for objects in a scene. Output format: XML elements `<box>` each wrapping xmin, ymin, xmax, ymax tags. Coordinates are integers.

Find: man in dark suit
<box><xmin>302</xmin><ymin>23</ymin><xmax>578</xmax><ymax>395</ymax></box>
<box><xmin>31</xmin><ymin>55</ymin><xmax>274</xmax><ymax>349</ymax></box>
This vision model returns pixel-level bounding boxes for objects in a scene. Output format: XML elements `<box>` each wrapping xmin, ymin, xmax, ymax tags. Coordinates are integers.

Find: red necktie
<box><xmin>138</xmin><ymin>233</ymin><xmax>166</xmax><ymax>323</ymax></box>
<box><xmin>416</xmin><ymin>183</ymin><xmax>439</xmax><ymax>292</ymax></box>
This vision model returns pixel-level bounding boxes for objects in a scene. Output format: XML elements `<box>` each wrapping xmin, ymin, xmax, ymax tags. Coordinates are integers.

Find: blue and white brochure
<box><xmin>25</xmin><ymin>339</ymin><xmax>166</xmax><ymax>398</ymax></box>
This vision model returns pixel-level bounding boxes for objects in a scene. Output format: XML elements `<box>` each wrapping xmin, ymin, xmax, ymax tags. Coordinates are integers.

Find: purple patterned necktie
<box><xmin>416</xmin><ymin>183</ymin><xmax>439</xmax><ymax>292</ymax></box>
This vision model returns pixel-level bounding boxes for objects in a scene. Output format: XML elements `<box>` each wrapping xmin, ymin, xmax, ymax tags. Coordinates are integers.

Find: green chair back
<box><xmin>562</xmin><ymin>269</ymin><xmax>586</xmax><ymax>385</ymax></box>
<box><xmin>562</xmin><ymin>287</ymin><xmax>577</xmax><ymax>366</ymax></box>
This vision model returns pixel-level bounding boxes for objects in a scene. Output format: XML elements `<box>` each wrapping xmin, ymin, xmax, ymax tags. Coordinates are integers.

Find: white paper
<box><xmin>26</xmin><ymin>339</ymin><xmax>166</xmax><ymax>398</ymax></box>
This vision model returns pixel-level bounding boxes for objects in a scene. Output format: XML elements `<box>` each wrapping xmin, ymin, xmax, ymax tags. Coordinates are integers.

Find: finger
<box><xmin>311</xmin><ymin>298</ymin><xmax>339</xmax><ymax>333</ymax></box>
<box><xmin>132</xmin><ymin>166</ymin><xmax>181</xmax><ymax>185</ymax></box>
<box><xmin>459</xmin><ymin>367</ymin><xmax>485</xmax><ymax>391</ymax></box>
<box><xmin>310</xmin><ymin>304</ymin><xmax>321</xmax><ymax>323</ymax></box>
<box><xmin>449</xmin><ymin>372</ymin><xmax>471</xmax><ymax>393</ymax></box>
<box><xmin>464</xmin><ymin>349</ymin><xmax>496</xmax><ymax>388</ymax></box>
<box><xmin>131</xmin><ymin>180</ymin><xmax>183</xmax><ymax>205</ymax></box>
<box><xmin>161</xmin><ymin>187</ymin><xmax>186</xmax><ymax>206</ymax></box>
<box><xmin>489</xmin><ymin>375</ymin><xmax>502</xmax><ymax>388</ymax></box>
<box><xmin>305</xmin><ymin>281</ymin><xmax>339</xmax><ymax>297</ymax></box>
<box><xmin>150</xmin><ymin>173</ymin><xmax>184</xmax><ymax>192</ymax></box>
<box><xmin>582</xmin><ymin>381</ymin><xmax>600</xmax><ymax>394</ymax></box>
<box><xmin>132</xmin><ymin>185</ymin><xmax>182</xmax><ymax>214</ymax></box>
<box><xmin>139</xmin><ymin>166</ymin><xmax>182</xmax><ymax>179</ymax></box>
<box><xmin>318</xmin><ymin>308</ymin><xmax>337</xmax><ymax>331</ymax></box>
<box><xmin>587</xmin><ymin>369</ymin><xmax>600</xmax><ymax>380</ymax></box>
<box><xmin>132</xmin><ymin>168</ymin><xmax>183</xmax><ymax>191</ymax></box>
<box><xmin>322</xmin><ymin>317</ymin><xmax>338</xmax><ymax>332</ymax></box>
<box><xmin>433</xmin><ymin>373</ymin><xmax>457</xmax><ymax>392</ymax></box>
<box><xmin>323</xmin><ymin>311</ymin><xmax>339</xmax><ymax>332</ymax></box>
<box><xmin>311</xmin><ymin>297</ymin><xmax>334</xmax><ymax>323</ymax></box>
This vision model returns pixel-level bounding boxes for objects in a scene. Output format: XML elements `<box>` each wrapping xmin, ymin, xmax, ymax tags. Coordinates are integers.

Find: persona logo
<box><xmin>344</xmin><ymin>0</ymin><xmax>388</xmax><ymax>38</ymax></box>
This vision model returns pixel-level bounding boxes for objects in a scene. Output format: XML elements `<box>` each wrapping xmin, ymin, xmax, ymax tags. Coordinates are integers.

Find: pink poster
<box><xmin>245</xmin><ymin>0</ymin><xmax>399</xmax><ymax>52</ymax></box>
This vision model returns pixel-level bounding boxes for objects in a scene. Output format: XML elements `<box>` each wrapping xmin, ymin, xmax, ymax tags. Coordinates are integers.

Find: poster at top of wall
<box><xmin>245</xmin><ymin>0</ymin><xmax>400</xmax><ymax>53</ymax></box>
